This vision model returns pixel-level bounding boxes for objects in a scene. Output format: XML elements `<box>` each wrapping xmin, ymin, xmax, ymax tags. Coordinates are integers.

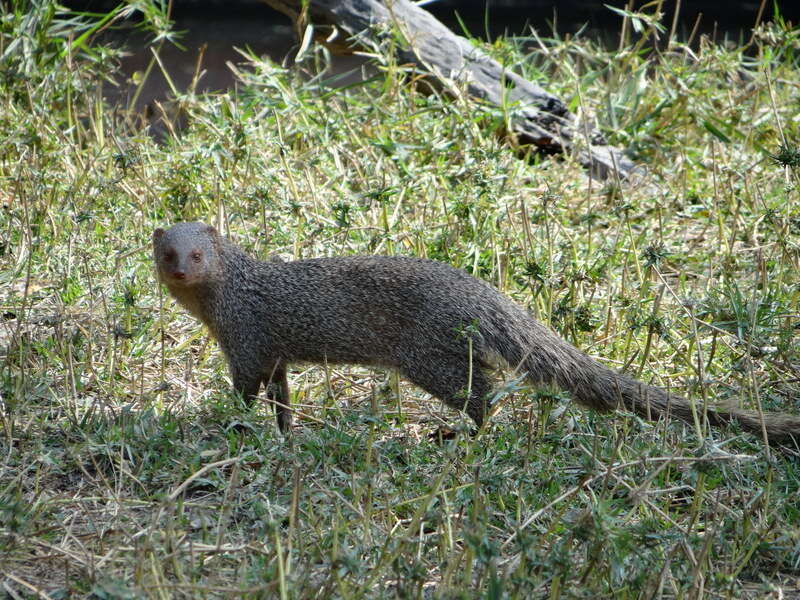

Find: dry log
<box><xmin>261</xmin><ymin>0</ymin><xmax>640</xmax><ymax>180</ymax></box>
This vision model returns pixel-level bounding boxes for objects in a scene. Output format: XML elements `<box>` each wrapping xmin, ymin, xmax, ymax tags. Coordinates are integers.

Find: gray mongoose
<box><xmin>153</xmin><ymin>221</ymin><xmax>800</xmax><ymax>443</ymax></box>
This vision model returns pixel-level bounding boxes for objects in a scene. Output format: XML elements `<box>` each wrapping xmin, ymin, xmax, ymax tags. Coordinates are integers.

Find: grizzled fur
<box><xmin>153</xmin><ymin>222</ymin><xmax>800</xmax><ymax>443</ymax></box>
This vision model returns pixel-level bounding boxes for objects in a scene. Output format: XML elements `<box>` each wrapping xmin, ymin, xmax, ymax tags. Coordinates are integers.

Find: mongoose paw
<box><xmin>225</xmin><ymin>420</ymin><xmax>258</xmax><ymax>435</ymax></box>
<box><xmin>428</xmin><ymin>424</ymin><xmax>477</xmax><ymax>444</ymax></box>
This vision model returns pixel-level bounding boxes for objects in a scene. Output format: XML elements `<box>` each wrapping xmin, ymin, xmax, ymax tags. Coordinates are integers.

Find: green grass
<box><xmin>1</xmin><ymin>1</ymin><xmax>800</xmax><ymax>597</ymax></box>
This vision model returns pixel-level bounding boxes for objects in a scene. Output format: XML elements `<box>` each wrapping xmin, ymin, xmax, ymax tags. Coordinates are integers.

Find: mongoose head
<box><xmin>152</xmin><ymin>222</ymin><xmax>222</xmax><ymax>289</ymax></box>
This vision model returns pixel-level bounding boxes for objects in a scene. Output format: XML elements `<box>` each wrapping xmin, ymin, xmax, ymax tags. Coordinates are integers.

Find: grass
<box><xmin>1</xmin><ymin>0</ymin><xmax>800</xmax><ymax>597</ymax></box>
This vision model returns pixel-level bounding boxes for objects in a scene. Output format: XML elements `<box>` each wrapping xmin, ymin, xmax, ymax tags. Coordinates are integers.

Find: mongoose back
<box><xmin>153</xmin><ymin>221</ymin><xmax>800</xmax><ymax>443</ymax></box>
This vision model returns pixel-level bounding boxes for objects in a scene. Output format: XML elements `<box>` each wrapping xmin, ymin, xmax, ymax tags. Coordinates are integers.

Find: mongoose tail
<box><xmin>505</xmin><ymin>327</ymin><xmax>800</xmax><ymax>444</ymax></box>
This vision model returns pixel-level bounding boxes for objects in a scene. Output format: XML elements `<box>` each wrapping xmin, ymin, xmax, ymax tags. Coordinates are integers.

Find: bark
<box><xmin>261</xmin><ymin>0</ymin><xmax>641</xmax><ymax>180</ymax></box>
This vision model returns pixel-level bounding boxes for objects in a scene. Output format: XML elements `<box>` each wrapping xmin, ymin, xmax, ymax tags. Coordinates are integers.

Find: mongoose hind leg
<box><xmin>400</xmin><ymin>349</ymin><xmax>494</xmax><ymax>426</ymax></box>
<box><xmin>264</xmin><ymin>362</ymin><xmax>292</xmax><ymax>433</ymax></box>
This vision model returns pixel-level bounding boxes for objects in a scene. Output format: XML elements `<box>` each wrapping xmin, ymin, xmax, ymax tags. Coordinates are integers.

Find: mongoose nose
<box><xmin>172</xmin><ymin>271</ymin><xmax>186</xmax><ymax>280</ymax></box>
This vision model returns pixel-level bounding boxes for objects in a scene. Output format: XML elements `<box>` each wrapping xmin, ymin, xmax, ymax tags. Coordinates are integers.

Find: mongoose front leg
<box><xmin>264</xmin><ymin>362</ymin><xmax>292</xmax><ymax>433</ymax></box>
<box><xmin>230</xmin><ymin>362</ymin><xmax>263</xmax><ymax>410</ymax></box>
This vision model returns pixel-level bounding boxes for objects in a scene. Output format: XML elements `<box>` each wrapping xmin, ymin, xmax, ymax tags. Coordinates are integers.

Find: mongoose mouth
<box><xmin>162</xmin><ymin>270</ymin><xmax>201</xmax><ymax>287</ymax></box>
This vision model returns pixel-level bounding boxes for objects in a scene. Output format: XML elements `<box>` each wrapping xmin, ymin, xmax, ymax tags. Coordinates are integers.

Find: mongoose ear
<box><xmin>153</xmin><ymin>228</ymin><xmax>165</xmax><ymax>243</ymax></box>
<box><xmin>205</xmin><ymin>225</ymin><xmax>218</xmax><ymax>238</ymax></box>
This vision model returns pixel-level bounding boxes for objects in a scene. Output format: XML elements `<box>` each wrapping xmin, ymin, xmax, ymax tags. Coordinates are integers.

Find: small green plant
<box><xmin>770</xmin><ymin>142</ymin><xmax>800</xmax><ymax>168</ymax></box>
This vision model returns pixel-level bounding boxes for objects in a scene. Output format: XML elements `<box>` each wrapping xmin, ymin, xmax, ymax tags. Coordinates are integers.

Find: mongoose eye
<box><xmin>191</xmin><ymin>251</ymin><xmax>202</xmax><ymax>263</ymax></box>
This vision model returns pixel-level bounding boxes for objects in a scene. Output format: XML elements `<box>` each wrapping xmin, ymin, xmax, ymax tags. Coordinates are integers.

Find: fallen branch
<box><xmin>261</xmin><ymin>0</ymin><xmax>641</xmax><ymax>180</ymax></box>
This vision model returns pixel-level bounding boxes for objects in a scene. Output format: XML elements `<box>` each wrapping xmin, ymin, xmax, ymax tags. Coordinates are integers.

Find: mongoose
<box><xmin>153</xmin><ymin>221</ymin><xmax>800</xmax><ymax>443</ymax></box>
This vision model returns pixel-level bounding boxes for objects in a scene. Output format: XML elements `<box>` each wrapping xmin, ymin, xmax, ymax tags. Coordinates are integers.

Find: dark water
<box><xmin>65</xmin><ymin>1</ymin><xmax>798</xmax><ymax>110</ymax></box>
